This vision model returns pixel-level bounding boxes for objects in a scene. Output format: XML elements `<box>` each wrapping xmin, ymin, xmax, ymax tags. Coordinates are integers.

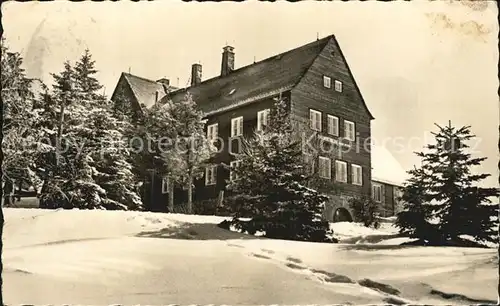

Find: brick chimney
<box><xmin>221</xmin><ymin>46</ymin><xmax>235</xmax><ymax>77</ymax></box>
<box><xmin>191</xmin><ymin>63</ymin><xmax>202</xmax><ymax>86</ymax></box>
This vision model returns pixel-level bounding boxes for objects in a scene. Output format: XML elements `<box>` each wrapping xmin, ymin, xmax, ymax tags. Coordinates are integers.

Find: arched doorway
<box><xmin>333</xmin><ymin>207</ymin><xmax>353</xmax><ymax>222</ymax></box>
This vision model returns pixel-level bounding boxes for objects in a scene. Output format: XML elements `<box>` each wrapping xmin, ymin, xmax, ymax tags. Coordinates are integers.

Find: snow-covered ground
<box><xmin>3</xmin><ymin>208</ymin><xmax>498</xmax><ymax>304</ymax></box>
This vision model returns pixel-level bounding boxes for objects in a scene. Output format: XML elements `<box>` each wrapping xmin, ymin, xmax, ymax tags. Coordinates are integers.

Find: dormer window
<box><xmin>323</xmin><ymin>76</ymin><xmax>332</xmax><ymax>88</ymax></box>
<box><xmin>334</xmin><ymin>80</ymin><xmax>343</xmax><ymax>92</ymax></box>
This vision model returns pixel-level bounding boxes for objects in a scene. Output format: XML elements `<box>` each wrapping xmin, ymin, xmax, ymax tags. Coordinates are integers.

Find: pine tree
<box><xmin>88</xmin><ymin>103</ymin><xmax>143</xmax><ymax>210</ymax></box>
<box><xmin>1</xmin><ymin>39</ymin><xmax>41</xmax><ymax>204</ymax></box>
<box><xmin>396</xmin><ymin>122</ymin><xmax>498</xmax><ymax>246</ymax></box>
<box><xmin>72</xmin><ymin>49</ymin><xmax>142</xmax><ymax>210</ymax></box>
<box><xmin>74</xmin><ymin>49</ymin><xmax>103</xmax><ymax>100</ymax></box>
<box><xmin>226</xmin><ymin>97</ymin><xmax>334</xmax><ymax>242</ymax></box>
<box><xmin>37</xmin><ymin>61</ymin><xmax>107</xmax><ymax>209</ymax></box>
<box><xmin>395</xmin><ymin>166</ymin><xmax>437</xmax><ymax>241</ymax></box>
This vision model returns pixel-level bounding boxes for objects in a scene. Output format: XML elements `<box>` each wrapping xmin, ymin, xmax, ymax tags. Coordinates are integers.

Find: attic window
<box><xmin>228</xmin><ymin>88</ymin><xmax>236</xmax><ymax>96</ymax></box>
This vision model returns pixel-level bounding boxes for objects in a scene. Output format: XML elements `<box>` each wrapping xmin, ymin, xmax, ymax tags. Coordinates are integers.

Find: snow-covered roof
<box><xmin>371</xmin><ymin>145</ymin><xmax>409</xmax><ymax>187</ymax></box>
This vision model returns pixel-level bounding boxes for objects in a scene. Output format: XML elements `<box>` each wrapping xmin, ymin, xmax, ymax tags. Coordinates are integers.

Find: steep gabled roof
<box><xmin>122</xmin><ymin>73</ymin><xmax>167</xmax><ymax>108</ymax></box>
<box><xmin>371</xmin><ymin>145</ymin><xmax>409</xmax><ymax>187</ymax></box>
<box><xmin>164</xmin><ymin>35</ymin><xmax>334</xmax><ymax>114</ymax></box>
<box><xmin>111</xmin><ymin>72</ymin><xmax>179</xmax><ymax>109</ymax></box>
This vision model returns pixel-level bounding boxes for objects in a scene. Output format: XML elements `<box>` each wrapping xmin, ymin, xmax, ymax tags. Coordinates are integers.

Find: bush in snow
<box><xmin>395</xmin><ymin>122</ymin><xmax>499</xmax><ymax>247</ymax></box>
<box><xmin>223</xmin><ymin>97</ymin><xmax>334</xmax><ymax>243</ymax></box>
<box><xmin>348</xmin><ymin>195</ymin><xmax>380</xmax><ymax>228</ymax></box>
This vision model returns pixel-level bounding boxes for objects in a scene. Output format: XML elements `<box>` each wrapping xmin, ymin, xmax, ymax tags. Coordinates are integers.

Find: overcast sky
<box><xmin>3</xmin><ymin>1</ymin><xmax>498</xmax><ymax>187</ymax></box>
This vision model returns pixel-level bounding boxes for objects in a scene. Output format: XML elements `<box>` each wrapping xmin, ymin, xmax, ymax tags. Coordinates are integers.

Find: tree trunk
<box><xmin>187</xmin><ymin>173</ymin><xmax>193</xmax><ymax>214</ymax></box>
<box><xmin>168</xmin><ymin>179</ymin><xmax>174</xmax><ymax>212</ymax></box>
<box><xmin>0</xmin><ymin>203</ymin><xmax>4</xmax><ymax>306</ymax></box>
<box><xmin>56</xmin><ymin>100</ymin><xmax>66</xmax><ymax>167</ymax></box>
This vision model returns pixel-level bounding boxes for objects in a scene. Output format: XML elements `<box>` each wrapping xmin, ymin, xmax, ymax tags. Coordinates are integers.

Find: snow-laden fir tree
<box><xmin>225</xmin><ymin>97</ymin><xmax>334</xmax><ymax>242</ymax></box>
<box><xmin>36</xmin><ymin>60</ymin><xmax>106</xmax><ymax>209</ymax></box>
<box><xmin>73</xmin><ymin>49</ymin><xmax>103</xmax><ymax>100</ymax></box>
<box><xmin>396</xmin><ymin>122</ymin><xmax>498</xmax><ymax>246</ymax></box>
<box><xmin>73</xmin><ymin>49</ymin><xmax>142</xmax><ymax>210</ymax></box>
<box><xmin>36</xmin><ymin>50</ymin><xmax>142</xmax><ymax>210</ymax></box>
<box><xmin>394</xmin><ymin>166</ymin><xmax>437</xmax><ymax>241</ymax></box>
<box><xmin>1</xmin><ymin>39</ymin><xmax>41</xmax><ymax>205</ymax></box>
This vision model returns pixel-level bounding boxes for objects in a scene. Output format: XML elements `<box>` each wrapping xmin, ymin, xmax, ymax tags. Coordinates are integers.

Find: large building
<box><xmin>111</xmin><ymin>35</ymin><xmax>406</xmax><ymax>221</ymax></box>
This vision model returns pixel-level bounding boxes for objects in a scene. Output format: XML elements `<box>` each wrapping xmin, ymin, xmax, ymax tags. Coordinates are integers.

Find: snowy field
<box><xmin>3</xmin><ymin>208</ymin><xmax>498</xmax><ymax>305</ymax></box>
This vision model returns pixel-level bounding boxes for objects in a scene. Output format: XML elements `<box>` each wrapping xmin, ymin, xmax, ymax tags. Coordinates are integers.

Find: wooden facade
<box><xmin>371</xmin><ymin>180</ymin><xmax>404</xmax><ymax>217</ymax></box>
<box><xmin>111</xmin><ymin>35</ymin><xmax>407</xmax><ymax>220</ymax></box>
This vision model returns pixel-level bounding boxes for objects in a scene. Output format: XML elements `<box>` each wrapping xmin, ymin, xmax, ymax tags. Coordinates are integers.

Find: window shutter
<box><xmin>239</xmin><ymin>118</ymin><xmax>243</xmax><ymax>136</ymax></box>
<box><xmin>381</xmin><ymin>184</ymin><xmax>385</xmax><ymax>204</ymax></box>
<box><xmin>310</xmin><ymin>111</ymin><xmax>314</xmax><ymax>129</ymax></box>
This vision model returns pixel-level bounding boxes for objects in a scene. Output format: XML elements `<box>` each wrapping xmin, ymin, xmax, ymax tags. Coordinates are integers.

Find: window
<box><xmin>334</xmin><ymin>80</ymin><xmax>343</xmax><ymax>92</ymax></box>
<box><xmin>207</xmin><ymin>123</ymin><xmax>218</xmax><ymax>143</ymax></box>
<box><xmin>351</xmin><ymin>164</ymin><xmax>362</xmax><ymax>186</ymax></box>
<box><xmin>231</xmin><ymin>116</ymin><xmax>243</xmax><ymax>137</ymax></box>
<box><xmin>372</xmin><ymin>182</ymin><xmax>383</xmax><ymax>203</ymax></box>
<box><xmin>323</xmin><ymin>76</ymin><xmax>332</xmax><ymax>88</ymax></box>
<box><xmin>344</xmin><ymin>120</ymin><xmax>355</xmax><ymax>141</ymax></box>
<box><xmin>318</xmin><ymin>156</ymin><xmax>332</xmax><ymax>179</ymax></box>
<box><xmin>161</xmin><ymin>177</ymin><xmax>170</xmax><ymax>194</ymax></box>
<box><xmin>230</xmin><ymin>160</ymin><xmax>241</xmax><ymax>182</ymax></box>
<box><xmin>155</xmin><ymin>90</ymin><xmax>160</xmax><ymax>103</ymax></box>
<box><xmin>335</xmin><ymin>160</ymin><xmax>347</xmax><ymax>183</ymax></box>
<box><xmin>327</xmin><ymin>115</ymin><xmax>339</xmax><ymax>136</ymax></box>
<box><xmin>257</xmin><ymin>109</ymin><xmax>270</xmax><ymax>131</ymax></box>
<box><xmin>309</xmin><ymin>109</ymin><xmax>322</xmax><ymax>132</ymax></box>
<box><xmin>205</xmin><ymin>165</ymin><xmax>217</xmax><ymax>186</ymax></box>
